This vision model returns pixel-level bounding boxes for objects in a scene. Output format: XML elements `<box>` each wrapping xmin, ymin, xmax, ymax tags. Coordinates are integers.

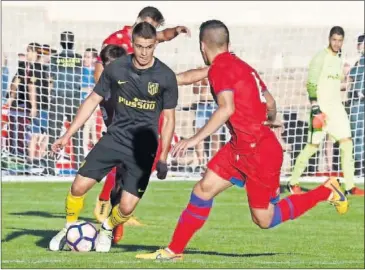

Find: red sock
<box><xmin>99</xmin><ymin>167</ymin><xmax>116</xmax><ymax>201</ymax></box>
<box><xmin>168</xmin><ymin>192</ymin><xmax>212</xmax><ymax>254</ymax></box>
<box><xmin>277</xmin><ymin>185</ymin><xmax>331</xmax><ymax>223</ymax></box>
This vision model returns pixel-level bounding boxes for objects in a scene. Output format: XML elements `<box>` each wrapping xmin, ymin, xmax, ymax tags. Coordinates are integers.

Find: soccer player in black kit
<box><xmin>49</xmin><ymin>22</ymin><xmax>178</xmax><ymax>252</ymax></box>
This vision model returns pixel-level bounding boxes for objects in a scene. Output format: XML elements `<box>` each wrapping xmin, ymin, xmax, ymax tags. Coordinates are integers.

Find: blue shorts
<box><xmin>31</xmin><ymin>110</ymin><xmax>48</xmax><ymax>134</ymax></box>
<box><xmin>195</xmin><ymin>102</ymin><xmax>223</xmax><ymax>133</ymax></box>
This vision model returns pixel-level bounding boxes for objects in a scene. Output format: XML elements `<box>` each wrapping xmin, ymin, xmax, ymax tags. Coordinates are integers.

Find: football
<box><xmin>66</xmin><ymin>221</ymin><xmax>98</xmax><ymax>252</ymax></box>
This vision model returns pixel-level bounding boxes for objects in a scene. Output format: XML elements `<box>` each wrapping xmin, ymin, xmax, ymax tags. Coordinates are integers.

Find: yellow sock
<box><xmin>65</xmin><ymin>190</ymin><xmax>85</xmax><ymax>225</ymax></box>
<box><xmin>340</xmin><ymin>140</ymin><xmax>355</xmax><ymax>191</ymax></box>
<box><xmin>103</xmin><ymin>205</ymin><xmax>132</xmax><ymax>230</ymax></box>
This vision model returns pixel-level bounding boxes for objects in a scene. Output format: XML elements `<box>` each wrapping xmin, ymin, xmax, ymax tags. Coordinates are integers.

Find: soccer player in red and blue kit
<box><xmin>136</xmin><ymin>20</ymin><xmax>349</xmax><ymax>261</ymax></box>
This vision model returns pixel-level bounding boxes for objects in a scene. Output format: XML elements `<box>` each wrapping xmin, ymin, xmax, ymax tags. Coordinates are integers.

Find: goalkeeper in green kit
<box><xmin>288</xmin><ymin>26</ymin><xmax>364</xmax><ymax>196</ymax></box>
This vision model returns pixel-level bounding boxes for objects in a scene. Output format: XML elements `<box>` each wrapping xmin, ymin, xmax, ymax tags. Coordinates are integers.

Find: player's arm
<box><xmin>307</xmin><ymin>51</ymin><xmax>325</xmax><ymax>105</ymax></box>
<box><xmin>263</xmin><ymin>90</ymin><xmax>277</xmax><ymax>123</ymax></box>
<box><xmin>157</xmin><ymin>26</ymin><xmax>191</xmax><ymax>43</ymax></box>
<box><xmin>192</xmin><ymin>91</ymin><xmax>234</xmax><ymax>143</ymax></box>
<box><xmin>176</xmin><ymin>66</ymin><xmax>209</xmax><ymax>86</ymax></box>
<box><xmin>160</xmin><ymin>109</ymin><xmax>175</xmax><ymax>162</ymax></box>
<box><xmin>62</xmin><ymin>92</ymin><xmax>103</xmax><ymax>140</ymax></box>
<box><xmin>172</xmin><ymin>90</ymin><xmax>234</xmax><ymax>157</ymax></box>
<box><xmin>157</xmin><ymin>71</ymin><xmax>179</xmax><ymax>179</ymax></box>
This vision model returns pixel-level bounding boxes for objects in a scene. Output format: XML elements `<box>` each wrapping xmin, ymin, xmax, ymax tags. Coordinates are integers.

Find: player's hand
<box><xmin>51</xmin><ymin>135</ymin><xmax>69</xmax><ymax>156</ymax></box>
<box><xmin>176</xmin><ymin>26</ymin><xmax>191</xmax><ymax>37</ymax></box>
<box><xmin>263</xmin><ymin>119</ymin><xmax>283</xmax><ymax>129</ymax></box>
<box><xmin>172</xmin><ymin>137</ymin><xmax>198</xmax><ymax>158</ymax></box>
<box><xmin>156</xmin><ymin>160</ymin><xmax>168</xmax><ymax>180</ymax></box>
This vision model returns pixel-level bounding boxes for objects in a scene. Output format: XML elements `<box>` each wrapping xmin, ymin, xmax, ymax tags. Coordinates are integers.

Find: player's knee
<box><xmin>252</xmin><ymin>217</ymin><xmax>271</xmax><ymax>229</ymax></box>
<box><xmin>70</xmin><ymin>182</ymin><xmax>87</xmax><ymax>197</ymax></box>
<box><xmin>250</xmin><ymin>209</ymin><xmax>273</xmax><ymax>229</ymax></box>
<box><xmin>117</xmin><ymin>203</ymin><xmax>134</xmax><ymax>216</ymax></box>
<box><xmin>70</xmin><ymin>175</ymin><xmax>95</xmax><ymax>196</ymax></box>
<box><xmin>193</xmin><ymin>180</ymin><xmax>214</xmax><ymax>200</ymax></box>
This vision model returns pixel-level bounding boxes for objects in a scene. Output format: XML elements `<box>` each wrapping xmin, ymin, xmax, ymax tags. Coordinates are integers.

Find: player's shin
<box><xmin>289</xmin><ymin>144</ymin><xmax>318</xmax><ymax>185</ymax></box>
<box><xmin>66</xmin><ymin>190</ymin><xmax>85</xmax><ymax>227</ymax></box>
<box><xmin>168</xmin><ymin>192</ymin><xmax>213</xmax><ymax>254</ymax></box>
<box><xmin>268</xmin><ymin>186</ymin><xmax>331</xmax><ymax>228</ymax></box>
<box><xmin>102</xmin><ymin>205</ymin><xmax>132</xmax><ymax>230</ymax></box>
<box><xmin>339</xmin><ymin>140</ymin><xmax>355</xmax><ymax>191</ymax></box>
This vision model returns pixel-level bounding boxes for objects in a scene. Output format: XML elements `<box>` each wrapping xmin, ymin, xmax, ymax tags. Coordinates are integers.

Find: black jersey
<box><xmin>93</xmin><ymin>54</ymin><xmax>178</xmax><ymax>152</ymax></box>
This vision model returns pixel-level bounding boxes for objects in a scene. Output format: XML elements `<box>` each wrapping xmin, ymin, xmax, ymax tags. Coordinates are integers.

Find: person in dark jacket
<box><xmin>47</xmin><ymin>31</ymin><xmax>83</xmax><ymax>174</ymax></box>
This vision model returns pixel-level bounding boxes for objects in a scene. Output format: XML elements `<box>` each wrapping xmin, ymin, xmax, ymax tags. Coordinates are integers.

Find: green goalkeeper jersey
<box><xmin>307</xmin><ymin>48</ymin><xmax>344</xmax><ymax>113</ymax></box>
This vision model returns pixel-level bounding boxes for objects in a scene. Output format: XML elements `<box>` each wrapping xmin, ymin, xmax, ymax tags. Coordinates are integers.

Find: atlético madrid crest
<box><xmin>148</xmin><ymin>82</ymin><xmax>159</xmax><ymax>96</ymax></box>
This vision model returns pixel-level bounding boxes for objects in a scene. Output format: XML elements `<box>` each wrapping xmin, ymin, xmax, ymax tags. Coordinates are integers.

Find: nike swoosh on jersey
<box><xmin>118</xmin><ymin>80</ymin><xmax>128</xmax><ymax>85</ymax></box>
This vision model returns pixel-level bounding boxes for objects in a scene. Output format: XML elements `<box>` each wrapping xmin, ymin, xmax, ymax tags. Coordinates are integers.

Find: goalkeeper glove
<box><xmin>156</xmin><ymin>160</ymin><xmax>168</xmax><ymax>180</ymax></box>
<box><xmin>311</xmin><ymin>104</ymin><xmax>322</xmax><ymax>116</ymax></box>
<box><xmin>311</xmin><ymin>105</ymin><xmax>326</xmax><ymax>129</ymax></box>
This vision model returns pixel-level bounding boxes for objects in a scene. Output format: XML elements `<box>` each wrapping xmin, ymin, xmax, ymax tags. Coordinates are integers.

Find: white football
<box><xmin>66</xmin><ymin>221</ymin><xmax>98</xmax><ymax>252</ymax></box>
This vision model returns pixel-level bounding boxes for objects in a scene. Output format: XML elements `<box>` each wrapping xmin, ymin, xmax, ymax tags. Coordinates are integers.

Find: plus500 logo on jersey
<box><xmin>118</xmin><ymin>96</ymin><xmax>156</xmax><ymax>110</ymax></box>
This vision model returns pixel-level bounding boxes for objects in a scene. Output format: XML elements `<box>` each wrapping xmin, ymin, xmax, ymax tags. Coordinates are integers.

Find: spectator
<box><xmin>81</xmin><ymin>47</ymin><xmax>98</xmax><ymax>156</ymax></box>
<box><xmin>348</xmin><ymin>34</ymin><xmax>364</xmax><ymax>175</ymax></box>
<box><xmin>82</xmin><ymin>47</ymin><xmax>98</xmax><ymax>89</ymax></box>
<box><xmin>28</xmin><ymin>44</ymin><xmax>54</xmax><ymax>162</ymax></box>
<box><xmin>2</xmin><ymin>53</ymin><xmax>9</xmax><ymax>104</ymax></box>
<box><xmin>48</xmin><ymin>31</ymin><xmax>83</xmax><ymax>174</ymax></box>
<box><xmin>39</xmin><ymin>44</ymin><xmax>57</xmax><ymax>66</ymax></box>
<box><xmin>6</xmin><ymin>43</ymin><xmax>40</xmax><ymax>157</ymax></box>
<box><xmin>192</xmin><ymin>76</ymin><xmax>224</xmax><ymax>171</ymax></box>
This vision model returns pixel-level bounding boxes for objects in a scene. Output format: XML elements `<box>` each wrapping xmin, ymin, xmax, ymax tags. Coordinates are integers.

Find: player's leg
<box><xmin>247</xmin><ymin>135</ymin><xmax>348</xmax><ymax>229</ymax></box>
<box><xmin>94</xmin><ymin>167</ymin><xmax>116</xmax><ymax>223</ymax></box>
<box><xmin>49</xmin><ymin>142</ymin><xmax>119</xmax><ymax>251</ymax></box>
<box><xmin>136</xmin><ymin>144</ymin><xmax>240</xmax><ymax>260</ymax></box>
<box><xmin>288</xmin><ymin>119</ymin><xmax>325</xmax><ymax>193</ymax></box>
<box><xmin>96</xmin><ymin>147</ymin><xmax>155</xmax><ymax>252</ymax></box>
<box><xmin>109</xmin><ymin>176</ymin><xmax>124</xmax><ymax>244</ymax></box>
<box><xmin>328</xmin><ymin>110</ymin><xmax>364</xmax><ymax>195</ymax></box>
<box><xmin>250</xmin><ymin>177</ymin><xmax>348</xmax><ymax>229</ymax></box>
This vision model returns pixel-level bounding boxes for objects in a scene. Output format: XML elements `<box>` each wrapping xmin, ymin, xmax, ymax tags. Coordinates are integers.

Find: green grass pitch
<box><xmin>1</xmin><ymin>181</ymin><xmax>364</xmax><ymax>268</ymax></box>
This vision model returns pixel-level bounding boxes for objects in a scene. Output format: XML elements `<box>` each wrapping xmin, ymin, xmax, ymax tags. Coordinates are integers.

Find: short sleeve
<box><xmin>162</xmin><ymin>71</ymin><xmax>178</xmax><ymax>109</ymax></box>
<box><xmin>209</xmin><ymin>66</ymin><xmax>235</xmax><ymax>95</ymax></box>
<box><xmin>93</xmin><ymin>65</ymin><xmax>112</xmax><ymax>98</ymax></box>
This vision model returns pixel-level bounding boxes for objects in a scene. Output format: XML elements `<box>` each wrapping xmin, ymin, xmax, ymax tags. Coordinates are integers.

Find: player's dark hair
<box><xmin>138</xmin><ymin>6</ymin><xmax>165</xmax><ymax>26</ymax></box>
<box><xmin>199</xmin><ymin>20</ymin><xmax>230</xmax><ymax>47</ymax></box>
<box><xmin>85</xmin><ymin>47</ymin><xmax>99</xmax><ymax>58</ymax></box>
<box><xmin>60</xmin><ymin>31</ymin><xmax>75</xmax><ymax>50</ymax></box>
<box><xmin>132</xmin><ymin>22</ymin><xmax>157</xmax><ymax>41</ymax></box>
<box><xmin>329</xmin><ymin>26</ymin><xmax>345</xmax><ymax>38</ymax></box>
<box><xmin>100</xmin><ymin>45</ymin><xmax>127</xmax><ymax>66</ymax></box>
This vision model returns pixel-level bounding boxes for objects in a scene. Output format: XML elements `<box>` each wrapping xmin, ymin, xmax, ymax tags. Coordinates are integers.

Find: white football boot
<box><xmin>95</xmin><ymin>227</ymin><xmax>113</xmax><ymax>252</ymax></box>
<box><xmin>49</xmin><ymin>228</ymin><xmax>67</xmax><ymax>251</ymax></box>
